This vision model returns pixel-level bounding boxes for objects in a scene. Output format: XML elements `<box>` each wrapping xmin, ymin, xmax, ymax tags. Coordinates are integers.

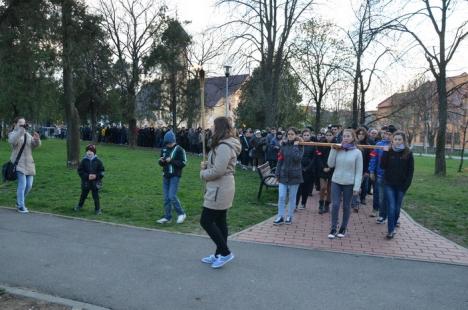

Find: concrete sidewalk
<box><xmin>1</xmin><ymin>208</ymin><xmax>467</xmax><ymax>310</ymax></box>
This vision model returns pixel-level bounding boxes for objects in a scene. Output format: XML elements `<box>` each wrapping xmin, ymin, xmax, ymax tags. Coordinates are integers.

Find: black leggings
<box><xmin>78</xmin><ymin>188</ymin><xmax>100</xmax><ymax>211</ymax></box>
<box><xmin>200</xmin><ymin>207</ymin><xmax>230</xmax><ymax>256</ymax></box>
<box><xmin>296</xmin><ymin>175</ymin><xmax>314</xmax><ymax>206</ymax></box>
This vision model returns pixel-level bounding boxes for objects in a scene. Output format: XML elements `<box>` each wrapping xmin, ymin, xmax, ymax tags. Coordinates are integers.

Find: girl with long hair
<box><xmin>327</xmin><ymin>129</ymin><xmax>363</xmax><ymax>239</ymax></box>
<box><xmin>380</xmin><ymin>131</ymin><xmax>414</xmax><ymax>239</ymax></box>
<box><xmin>200</xmin><ymin>117</ymin><xmax>241</xmax><ymax>268</ymax></box>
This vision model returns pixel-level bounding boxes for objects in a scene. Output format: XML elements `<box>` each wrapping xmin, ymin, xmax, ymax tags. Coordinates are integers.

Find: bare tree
<box><xmin>98</xmin><ymin>0</ymin><xmax>166</xmax><ymax>147</ymax></box>
<box><xmin>292</xmin><ymin>19</ymin><xmax>350</xmax><ymax>132</ymax></box>
<box><xmin>346</xmin><ymin>0</ymin><xmax>397</xmax><ymax>128</ymax></box>
<box><xmin>217</xmin><ymin>0</ymin><xmax>314</xmax><ymax>127</ymax></box>
<box><xmin>391</xmin><ymin>0</ymin><xmax>468</xmax><ymax>176</ymax></box>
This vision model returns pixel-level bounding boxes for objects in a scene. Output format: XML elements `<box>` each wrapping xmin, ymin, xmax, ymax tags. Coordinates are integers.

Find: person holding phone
<box><xmin>8</xmin><ymin>117</ymin><xmax>41</xmax><ymax>213</ymax></box>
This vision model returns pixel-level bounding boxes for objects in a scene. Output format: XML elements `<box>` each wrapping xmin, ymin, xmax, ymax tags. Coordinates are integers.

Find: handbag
<box><xmin>2</xmin><ymin>134</ymin><xmax>27</xmax><ymax>182</ymax></box>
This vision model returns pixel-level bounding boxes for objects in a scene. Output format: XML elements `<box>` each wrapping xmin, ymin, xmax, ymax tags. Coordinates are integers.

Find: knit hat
<box><xmin>163</xmin><ymin>130</ymin><xmax>176</xmax><ymax>145</ymax></box>
<box><xmin>86</xmin><ymin>144</ymin><xmax>96</xmax><ymax>154</ymax></box>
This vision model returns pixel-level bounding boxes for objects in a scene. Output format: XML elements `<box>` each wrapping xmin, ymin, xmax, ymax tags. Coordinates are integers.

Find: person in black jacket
<box><xmin>74</xmin><ymin>144</ymin><xmax>105</xmax><ymax>215</ymax></box>
<box><xmin>380</xmin><ymin>131</ymin><xmax>414</xmax><ymax>239</ymax></box>
<box><xmin>273</xmin><ymin>128</ymin><xmax>304</xmax><ymax>225</ymax></box>
<box><xmin>296</xmin><ymin>128</ymin><xmax>316</xmax><ymax>210</ymax></box>
<box><xmin>156</xmin><ymin>130</ymin><xmax>188</xmax><ymax>224</ymax></box>
<box><xmin>316</xmin><ymin>130</ymin><xmax>334</xmax><ymax>214</ymax></box>
<box><xmin>351</xmin><ymin>127</ymin><xmax>371</xmax><ymax>212</ymax></box>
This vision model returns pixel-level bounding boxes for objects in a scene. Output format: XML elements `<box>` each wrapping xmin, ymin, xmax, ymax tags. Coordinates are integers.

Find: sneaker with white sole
<box><xmin>176</xmin><ymin>214</ymin><xmax>186</xmax><ymax>224</ymax></box>
<box><xmin>211</xmin><ymin>253</ymin><xmax>234</xmax><ymax>268</ymax></box>
<box><xmin>201</xmin><ymin>254</ymin><xmax>218</xmax><ymax>264</ymax></box>
<box><xmin>376</xmin><ymin>217</ymin><xmax>386</xmax><ymax>224</ymax></box>
<box><xmin>298</xmin><ymin>204</ymin><xmax>305</xmax><ymax>210</ymax></box>
<box><xmin>273</xmin><ymin>216</ymin><xmax>284</xmax><ymax>225</ymax></box>
<box><xmin>17</xmin><ymin>207</ymin><xmax>29</xmax><ymax>214</ymax></box>
<box><xmin>156</xmin><ymin>217</ymin><xmax>171</xmax><ymax>224</ymax></box>
<box><xmin>337</xmin><ymin>227</ymin><xmax>346</xmax><ymax>238</ymax></box>
<box><xmin>285</xmin><ymin>216</ymin><xmax>292</xmax><ymax>225</ymax></box>
<box><xmin>328</xmin><ymin>228</ymin><xmax>337</xmax><ymax>239</ymax></box>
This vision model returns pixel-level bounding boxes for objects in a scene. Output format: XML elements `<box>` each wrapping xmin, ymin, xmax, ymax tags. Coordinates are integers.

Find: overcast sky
<box><xmin>89</xmin><ymin>0</ymin><xmax>468</xmax><ymax>110</ymax></box>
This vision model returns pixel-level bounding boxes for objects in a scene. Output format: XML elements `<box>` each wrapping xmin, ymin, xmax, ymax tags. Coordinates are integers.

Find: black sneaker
<box><xmin>328</xmin><ymin>229</ymin><xmax>337</xmax><ymax>239</ymax></box>
<box><xmin>273</xmin><ymin>216</ymin><xmax>284</xmax><ymax>225</ymax></box>
<box><xmin>386</xmin><ymin>231</ymin><xmax>396</xmax><ymax>239</ymax></box>
<box><xmin>285</xmin><ymin>216</ymin><xmax>292</xmax><ymax>225</ymax></box>
<box><xmin>73</xmin><ymin>205</ymin><xmax>82</xmax><ymax>212</ymax></box>
<box><xmin>337</xmin><ymin>227</ymin><xmax>346</xmax><ymax>238</ymax></box>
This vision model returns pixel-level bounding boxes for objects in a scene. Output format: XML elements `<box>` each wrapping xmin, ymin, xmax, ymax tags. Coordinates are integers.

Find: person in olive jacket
<box><xmin>273</xmin><ymin>128</ymin><xmax>304</xmax><ymax>225</ymax></box>
<box><xmin>380</xmin><ymin>131</ymin><xmax>414</xmax><ymax>239</ymax></box>
<box><xmin>75</xmin><ymin>144</ymin><xmax>105</xmax><ymax>215</ymax></box>
<box><xmin>200</xmin><ymin>117</ymin><xmax>241</xmax><ymax>269</ymax></box>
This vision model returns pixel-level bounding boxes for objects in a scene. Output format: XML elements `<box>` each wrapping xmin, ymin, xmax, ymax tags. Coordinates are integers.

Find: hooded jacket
<box><xmin>200</xmin><ymin>137</ymin><xmax>241</xmax><ymax>210</ymax></box>
<box><xmin>159</xmin><ymin>144</ymin><xmax>187</xmax><ymax>178</ymax></box>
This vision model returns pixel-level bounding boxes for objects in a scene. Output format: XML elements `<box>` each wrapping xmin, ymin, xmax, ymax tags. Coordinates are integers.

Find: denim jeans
<box><xmin>351</xmin><ymin>174</ymin><xmax>369</xmax><ymax>208</ymax></box>
<box><xmin>163</xmin><ymin>176</ymin><xmax>184</xmax><ymax>220</ymax></box>
<box><xmin>331</xmin><ymin>182</ymin><xmax>354</xmax><ymax>230</ymax></box>
<box><xmin>16</xmin><ymin>171</ymin><xmax>34</xmax><ymax>209</ymax></box>
<box><xmin>384</xmin><ymin>185</ymin><xmax>405</xmax><ymax>234</ymax></box>
<box><xmin>373</xmin><ymin>177</ymin><xmax>387</xmax><ymax>219</ymax></box>
<box><xmin>277</xmin><ymin>183</ymin><xmax>299</xmax><ymax>218</ymax></box>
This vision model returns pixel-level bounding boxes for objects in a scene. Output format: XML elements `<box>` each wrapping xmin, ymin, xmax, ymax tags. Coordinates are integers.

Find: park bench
<box><xmin>256</xmin><ymin>162</ymin><xmax>279</xmax><ymax>200</ymax></box>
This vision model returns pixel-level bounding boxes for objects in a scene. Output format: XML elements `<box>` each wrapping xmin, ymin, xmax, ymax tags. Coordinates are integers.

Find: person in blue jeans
<box><xmin>156</xmin><ymin>130</ymin><xmax>187</xmax><ymax>224</ymax></box>
<box><xmin>380</xmin><ymin>131</ymin><xmax>414</xmax><ymax>239</ymax></box>
<box><xmin>8</xmin><ymin>117</ymin><xmax>41</xmax><ymax>213</ymax></box>
<box><xmin>273</xmin><ymin>128</ymin><xmax>303</xmax><ymax>225</ymax></box>
<box><xmin>369</xmin><ymin>125</ymin><xmax>397</xmax><ymax>223</ymax></box>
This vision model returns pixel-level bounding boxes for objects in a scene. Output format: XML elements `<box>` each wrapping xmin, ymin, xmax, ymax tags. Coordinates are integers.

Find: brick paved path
<box><xmin>232</xmin><ymin>194</ymin><xmax>468</xmax><ymax>265</ymax></box>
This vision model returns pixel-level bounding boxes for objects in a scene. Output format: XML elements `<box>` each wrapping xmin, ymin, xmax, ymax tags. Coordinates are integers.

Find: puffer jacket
<box><xmin>8</xmin><ymin>127</ymin><xmax>41</xmax><ymax>176</ymax></box>
<box><xmin>200</xmin><ymin>137</ymin><xmax>241</xmax><ymax>210</ymax></box>
<box><xmin>275</xmin><ymin>140</ymin><xmax>304</xmax><ymax>185</ymax></box>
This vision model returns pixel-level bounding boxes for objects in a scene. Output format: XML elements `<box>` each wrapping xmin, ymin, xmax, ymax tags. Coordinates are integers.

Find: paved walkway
<box><xmin>1</xmin><ymin>208</ymin><xmax>468</xmax><ymax>310</ymax></box>
<box><xmin>232</xmin><ymin>194</ymin><xmax>468</xmax><ymax>265</ymax></box>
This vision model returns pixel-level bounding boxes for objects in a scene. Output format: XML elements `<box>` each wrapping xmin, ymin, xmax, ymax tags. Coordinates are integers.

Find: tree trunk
<box><xmin>62</xmin><ymin>0</ymin><xmax>80</xmax><ymax>168</ymax></box>
<box><xmin>171</xmin><ymin>72</ymin><xmax>177</xmax><ymax>130</ymax></box>
<box><xmin>458</xmin><ymin>123</ymin><xmax>466</xmax><ymax>173</ymax></box>
<box><xmin>435</xmin><ymin>72</ymin><xmax>447</xmax><ymax>176</ymax></box>
<box><xmin>351</xmin><ymin>59</ymin><xmax>361</xmax><ymax>129</ymax></box>
<box><xmin>315</xmin><ymin>102</ymin><xmax>321</xmax><ymax>133</ymax></box>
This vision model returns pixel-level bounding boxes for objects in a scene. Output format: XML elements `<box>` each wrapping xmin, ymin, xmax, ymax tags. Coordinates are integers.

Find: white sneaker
<box><xmin>176</xmin><ymin>214</ymin><xmax>186</xmax><ymax>224</ymax></box>
<box><xmin>156</xmin><ymin>217</ymin><xmax>171</xmax><ymax>224</ymax></box>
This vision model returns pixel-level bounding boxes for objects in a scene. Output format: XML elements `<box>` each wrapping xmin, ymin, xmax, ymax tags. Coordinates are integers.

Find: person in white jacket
<box><xmin>327</xmin><ymin>129</ymin><xmax>363</xmax><ymax>239</ymax></box>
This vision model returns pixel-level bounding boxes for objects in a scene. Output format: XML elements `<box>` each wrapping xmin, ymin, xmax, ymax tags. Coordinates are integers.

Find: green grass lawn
<box><xmin>1</xmin><ymin>140</ymin><xmax>467</xmax><ymax>247</ymax></box>
<box><xmin>0</xmin><ymin>139</ymin><xmax>277</xmax><ymax>235</ymax></box>
<box><xmin>404</xmin><ymin>156</ymin><xmax>468</xmax><ymax>247</ymax></box>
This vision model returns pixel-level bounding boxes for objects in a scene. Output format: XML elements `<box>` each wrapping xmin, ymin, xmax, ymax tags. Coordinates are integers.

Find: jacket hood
<box><xmin>221</xmin><ymin>137</ymin><xmax>241</xmax><ymax>156</ymax></box>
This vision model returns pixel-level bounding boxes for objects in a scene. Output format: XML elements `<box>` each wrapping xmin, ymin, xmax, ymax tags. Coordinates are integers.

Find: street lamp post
<box><xmin>224</xmin><ymin>65</ymin><xmax>231</xmax><ymax>117</ymax></box>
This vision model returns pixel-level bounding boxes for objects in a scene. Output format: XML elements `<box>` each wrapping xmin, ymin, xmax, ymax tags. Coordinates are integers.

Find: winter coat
<box><xmin>250</xmin><ymin>136</ymin><xmax>267</xmax><ymax>160</ymax></box>
<box><xmin>316</xmin><ymin>145</ymin><xmax>333</xmax><ymax>179</ymax></box>
<box><xmin>369</xmin><ymin>139</ymin><xmax>391</xmax><ymax>178</ymax></box>
<box><xmin>77</xmin><ymin>156</ymin><xmax>105</xmax><ymax>191</ymax></box>
<box><xmin>201</xmin><ymin>137</ymin><xmax>241</xmax><ymax>210</ymax></box>
<box><xmin>275</xmin><ymin>141</ymin><xmax>304</xmax><ymax>185</ymax></box>
<box><xmin>327</xmin><ymin>148</ymin><xmax>363</xmax><ymax>192</ymax></box>
<box><xmin>301</xmin><ymin>144</ymin><xmax>316</xmax><ymax>179</ymax></box>
<box><xmin>265</xmin><ymin>137</ymin><xmax>281</xmax><ymax>161</ymax></box>
<box><xmin>8</xmin><ymin>127</ymin><xmax>41</xmax><ymax>176</ymax></box>
<box><xmin>380</xmin><ymin>149</ymin><xmax>414</xmax><ymax>192</ymax></box>
<box><xmin>158</xmin><ymin>144</ymin><xmax>187</xmax><ymax>178</ymax></box>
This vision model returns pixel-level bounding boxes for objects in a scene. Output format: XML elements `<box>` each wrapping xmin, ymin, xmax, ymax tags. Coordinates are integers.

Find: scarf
<box><xmin>392</xmin><ymin>144</ymin><xmax>405</xmax><ymax>152</ymax></box>
<box><xmin>341</xmin><ymin>143</ymin><xmax>356</xmax><ymax>151</ymax></box>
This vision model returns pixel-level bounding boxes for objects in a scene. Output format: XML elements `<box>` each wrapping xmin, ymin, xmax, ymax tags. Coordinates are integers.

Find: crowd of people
<box><xmin>6</xmin><ymin>116</ymin><xmax>414</xmax><ymax>269</ymax></box>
